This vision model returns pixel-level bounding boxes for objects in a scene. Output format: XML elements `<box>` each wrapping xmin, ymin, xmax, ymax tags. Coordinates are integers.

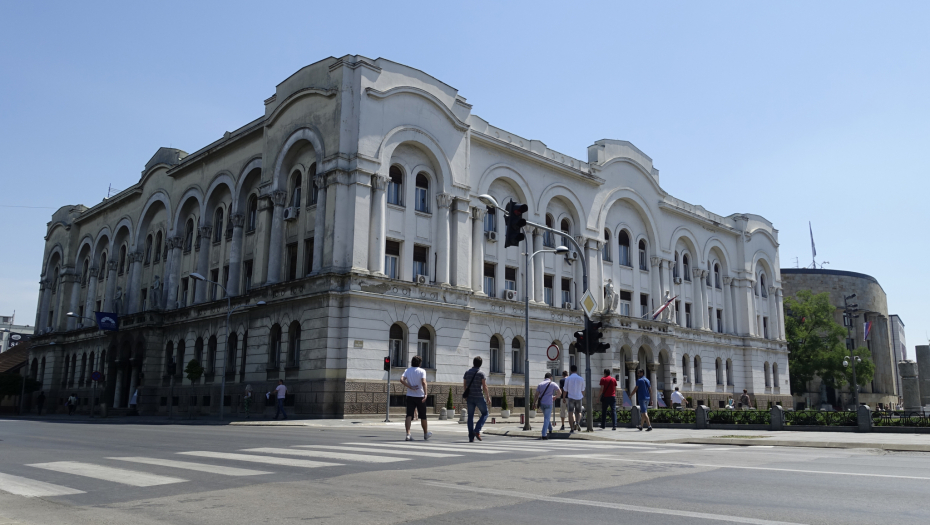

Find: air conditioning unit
<box><xmin>564</xmin><ymin>251</ymin><xmax>578</xmax><ymax>262</ymax></box>
<box><xmin>485</xmin><ymin>231</ymin><xmax>497</xmax><ymax>242</ymax></box>
<box><xmin>504</xmin><ymin>290</ymin><xmax>518</xmax><ymax>301</ymax></box>
<box><xmin>283</xmin><ymin>207</ymin><xmax>299</xmax><ymax>221</ymax></box>
<box><xmin>415</xmin><ymin>274</ymin><xmax>428</xmax><ymax>284</ymax></box>
<box><xmin>562</xmin><ymin>302</ymin><xmax>573</xmax><ymax>309</ymax></box>
<box><xmin>674</xmin><ymin>277</ymin><xmax>683</xmax><ymax>285</ymax></box>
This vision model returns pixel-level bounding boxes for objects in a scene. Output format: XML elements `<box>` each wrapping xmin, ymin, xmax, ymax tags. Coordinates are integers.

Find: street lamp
<box><xmin>478</xmin><ymin>194</ymin><xmax>594</xmax><ymax>431</ymax></box>
<box><xmin>190</xmin><ymin>272</ymin><xmax>265</xmax><ymax>420</ymax></box>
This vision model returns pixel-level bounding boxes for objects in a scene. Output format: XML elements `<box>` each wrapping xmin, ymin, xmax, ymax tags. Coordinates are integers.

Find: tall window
<box><xmin>764</xmin><ymin>362</ymin><xmax>771</xmax><ymax>388</ymax></box>
<box><xmin>385</xmin><ymin>240</ymin><xmax>400</xmax><ymax>279</ymax></box>
<box><xmin>773</xmin><ymin>362</ymin><xmax>780</xmax><ymax>388</ymax></box>
<box><xmin>227</xmin><ymin>332</ymin><xmax>238</xmax><ymax>376</ymax></box>
<box><xmin>118</xmin><ymin>246</ymin><xmax>126</xmax><ymax>275</ymax></box>
<box><xmin>602</xmin><ymin>230</ymin><xmax>611</xmax><ymax>261</ymax></box>
<box><xmin>561</xmin><ymin>277</ymin><xmax>572</xmax><ymax>306</ymax></box>
<box><xmin>490</xmin><ymin>336</ymin><xmax>502</xmax><ymax>373</ymax></box>
<box><xmin>413</xmin><ymin>245</ymin><xmax>429</xmax><ymax>278</ymax></box>
<box><xmin>81</xmin><ymin>260</ymin><xmax>89</xmax><ymax>285</ymax></box>
<box><xmin>544</xmin><ymin>275</ymin><xmax>553</xmax><ymax>306</ymax></box>
<box><xmin>268</xmin><ymin>324</ymin><xmax>281</xmax><ymax>368</ymax></box>
<box><xmin>618</xmin><ymin>231</ymin><xmax>631</xmax><ymax>266</ymax></box>
<box><xmin>620</xmin><ymin>291</ymin><xmax>632</xmax><ymax>316</ymax></box>
<box><xmin>760</xmin><ymin>274</ymin><xmax>768</xmax><ymax>297</ymax></box>
<box><xmin>638</xmin><ymin>240</ymin><xmax>648</xmax><ymax>271</ymax></box>
<box><xmin>145</xmin><ymin>235</ymin><xmax>153</xmax><ymax>264</ymax></box>
<box><xmin>673</xmin><ymin>252</ymin><xmax>679</xmax><ymax>278</ymax></box>
<box><xmin>304</xmin><ymin>238</ymin><xmax>314</xmax><ymax>276</ymax></box>
<box><xmin>194</xmin><ymin>337</ymin><xmax>204</xmax><ymax>365</ymax></box>
<box><xmin>389</xmin><ymin>324</ymin><xmax>405</xmax><ymax>367</ymax></box>
<box><xmin>543</xmin><ymin>214</ymin><xmax>555</xmax><ymax>247</ymax></box>
<box><xmin>207</xmin><ymin>335</ymin><xmax>217</xmax><ymax>374</ymax></box>
<box><xmin>504</xmin><ymin>267</ymin><xmax>517</xmax><ymax>291</ymax></box>
<box><xmin>716</xmin><ymin>309</ymin><xmax>724</xmax><ymax>333</ymax></box>
<box><xmin>726</xmin><ymin>359</ymin><xmax>733</xmax><ymax>386</ymax></box>
<box><xmin>715</xmin><ymin>358</ymin><xmax>723</xmax><ymax>385</ymax></box>
<box><xmin>184</xmin><ymin>219</ymin><xmax>194</xmax><ymax>252</ymax></box>
<box><xmin>180</xmin><ymin>277</ymin><xmax>189</xmax><ymax>308</ymax></box>
<box><xmin>714</xmin><ymin>264</ymin><xmax>721</xmax><ymax>289</ymax></box>
<box><xmin>388</xmin><ymin>166</ymin><xmax>404</xmax><ymax>206</ymax></box>
<box><xmin>682</xmin><ymin>354</ymin><xmax>690</xmax><ymax>383</ymax></box>
<box><xmin>560</xmin><ymin>219</ymin><xmax>571</xmax><ymax>248</ymax></box>
<box><xmin>154</xmin><ymin>232</ymin><xmax>162</xmax><ymax>263</ymax></box>
<box><xmin>685</xmin><ymin>303</ymin><xmax>692</xmax><ymax>328</ymax></box>
<box><xmin>308</xmin><ymin>164</ymin><xmax>318</xmax><ymax>205</ymax></box>
<box><xmin>244</xmin><ymin>260</ymin><xmax>253</xmax><ymax>292</ymax></box>
<box><xmin>511</xmin><ymin>338</ymin><xmax>522</xmax><ymax>374</ymax></box>
<box><xmin>291</xmin><ymin>170</ymin><xmax>302</xmax><ymax>208</ymax></box>
<box><xmin>683</xmin><ymin>254</ymin><xmax>691</xmax><ymax>281</ymax></box>
<box><xmin>706</xmin><ymin>262</ymin><xmax>712</xmax><ymax>286</ymax></box>
<box><xmin>485</xmin><ymin>208</ymin><xmax>497</xmax><ymax>233</ymax></box>
<box><xmin>247</xmin><ymin>195</ymin><xmax>258</xmax><ymax>232</ymax></box>
<box><xmin>763</xmin><ymin>317</ymin><xmax>769</xmax><ymax>339</ymax></box>
<box><xmin>210</xmin><ymin>268</ymin><xmax>219</xmax><ymax>300</ymax></box>
<box><xmin>213</xmin><ymin>208</ymin><xmax>224</xmax><ymax>243</ymax></box>
<box><xmin>640</xmin><ymin>293</ymin><xmax>649</xmax><ymax>317</ymax></box>
<box><xmin>164</xmin><ymin>342</ymin><xmax>174</xmax><ymax>375</ymax></box>
<box><xmin>287</xmin><ymin>321</ymin><xmax>300</xmax><ymax>368</ymax></box>
<box><xmin>418</xmin><ymin>327</ymin><xmax>434</xmax><ymax>369</ymax></box>
<box><xmin>694</xmin><ymin>356</ymin><xmax>702</xmax><ymax>384</ymax></box>
<box><xmin>174</xmin><ymin>341</ymin><xmax>184</xmax><ymax>375</ymax></box>
<box><xmin>484</xmin><ymin>263</ymin><xmax>496</xmax><ymax>298</ymax></box>
<box><xmin>286</xmin><ymin>242</ymin><xmax>298</xmax><ymax>281</ymax></box>
<box><xmin>414</xmin><ymin>173</ymin><xmax>429</xmax><ymax>213</ymax></box>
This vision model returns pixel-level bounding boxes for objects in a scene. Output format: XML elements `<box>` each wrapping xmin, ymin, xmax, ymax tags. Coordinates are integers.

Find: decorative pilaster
<box><xmin>265</xmin><ymin>190</ymin><xmax>288</xmax><ymax>285</ymax></box>
<box><xmin>700</xmin><ymin>270</ymin><xmax>711</xmax><ymax>331</ymax></box>
<box><xmin>367</xmin><ymin>174</ymin><xmax>389</xmax><ymax>276</ymax></box>
<box><xmin>227</xmin><ymin>213</ymin><xmax>245</xmax><ymax>296</ymax></box>
<box><xmin>193</xmin><ymin>225</ymin><xmax>212</xmax><ymax>304</ymax></box>
<box><xmin>649</xmin><ymin>256</ymin><xmax>661</xmax><ymax>313</ymax></box>
<box><xmin>692</xmin><ymin>268</ymin><xmax>704</xmax><ymax>330</ymax></box>
<box><xmin>722</xmin><ymin>276</ymin><xmax>734</xmax><ymax>335</ymax></box>
<box><xmin>63</xmin><ymin>270</ymin><xmax>81</xmax><ymax>331</ymax></box>
<box><xmin>83</xmin><ymin>268</ymin><xmax>98</xmax><ymax>326</ymax></box>
<box><xmin>626</xmin><ymin>361</ymin><xmax>639</xmax><ymax>394</ymax></box>
<box><xmin>471</xmin><ymin>207</ymin><xmax>487</xmax><ymax>295</ymax></box>
<box><xmin>647</xmin><ymin>362</ymin><xmax>658</xmax><ymax>406</ymax></box>
<box><xmin>435</xmin><ymin>193</ymin><xmax>453</xmax><ymax>286</ymax></box>
<box><xmin>450</xmin><ymin>198</ymin><xmax>472</xmax><ymax>288</ymax></box>
<box><xmin>126</xmin><ymin>251</ymin><xmax>144</xmax><ymax>314</ymax></box>
<box><xmin>164</xmin><ymin>236</ymin><xmax>183</xmax><ymax>310</ymax></box>
<box><xmin>767</xmin><ymin>286</ymin><xmax>778</xmax><ymax>339</ymax></box>
<box><xmin>775</xmin><ymin>288</ymin><xmax>785</xmax><ymax>340</ymax></box>
<box><xmin>103</xmin><ymin>260</ymin><xmax>119</xmax><ymax>312</ymax></box>
<box><xmin>312</xmin><ymin>174</ymin><xmax>327</xmax><ymax>273</ymax></box>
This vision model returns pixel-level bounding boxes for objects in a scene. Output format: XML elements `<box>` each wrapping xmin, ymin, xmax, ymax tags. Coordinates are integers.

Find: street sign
<box><xmin>90</xmin><ymin>371</ymin><xmax>103</xmax><ymax>382</ymax></box>
<box><xmin>546</xmin><ymin>344</ymin><xmax>560</xmax><ymax>361</ymax></box>
<box><xmin>579</xmin><ymin>290</ymin><xmax>598</xmax><ymax>318</ymax></box>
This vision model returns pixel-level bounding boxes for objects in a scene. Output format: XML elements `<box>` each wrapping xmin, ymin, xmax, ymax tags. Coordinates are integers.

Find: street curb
<box><xmin>482</xmin><ymin>429</ymin><xmax>930</xmax><ymax>452</ymax></box>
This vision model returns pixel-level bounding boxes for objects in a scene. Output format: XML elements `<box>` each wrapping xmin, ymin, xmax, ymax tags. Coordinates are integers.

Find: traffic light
<box><xmin>504</xmin><ymin>201</ymin><xmax>528</xmax><ymax>248</ymax></box>
<box><xmin>383</xmin><ymin>356</ymin><xmax>391</xmax><ymax>371</ymax></box>
<box><xmin>573</xmin><ymin>328</ymin><xmax>586</xmax><ymax>353</ymax></box>
<box><xmin>588</xmin><ymin>319</ymin><xmax>610</xmax><ymax>354</ymax></box>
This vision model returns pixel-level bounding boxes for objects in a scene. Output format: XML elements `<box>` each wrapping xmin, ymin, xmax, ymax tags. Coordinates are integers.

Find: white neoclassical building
<box><xmin>27</xmin><ymin>55</ymin><xmax>790</xmax><ymax>416</ymax></box>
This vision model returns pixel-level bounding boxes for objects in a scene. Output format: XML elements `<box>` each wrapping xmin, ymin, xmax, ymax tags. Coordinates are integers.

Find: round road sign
<box><xmin>90</xmin><ymin>371</ymin><xmax>103</xmax><ymax>382</ymax></box>
<box><xmin>546</xmin><ymin>344</ymin><xmax>560</xmax><ymax>361</ymax></box>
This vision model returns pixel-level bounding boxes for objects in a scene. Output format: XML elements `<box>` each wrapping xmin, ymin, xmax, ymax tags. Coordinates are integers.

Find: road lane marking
<box><xmin>0</xmin><ymin>472</ymin><xmax>85</xmax><ymax>497</ymax></box>
<box><xmin>566</xmin><ymin>455</ymin><xmax>930</xmax><ymax>480</ymax></box>
<box><xmin>109</xmin><ymin>457</ymin><xmax>272</xmax><ymax>476</ymax></box>
<box><xmin>423</xmin><ymin>481</ymin><xmax>801</xmax><ymax>525</ymax></box>
<box><xmin>345</xmin><ymin>442</ymin><xmax>504</xmax><ymax>454</ymax></box>
<box><xmin>296</xmin><ymin>445</ymin><xmax>462</xmax><ymax>458</ymax></box>
<box><xmin>178</xmin><ymin>451</ymin><xmax>341</xmax><ymax>468</ymax></box>
<box><xmin>242</xmin><ymin>448</ymin><xmax>408</xmax><ymax>463</ymax></box>
<box><xmin>28</xmin><ymin>462</ymin><xmax>186</xmax><ymax>487</ymax></box>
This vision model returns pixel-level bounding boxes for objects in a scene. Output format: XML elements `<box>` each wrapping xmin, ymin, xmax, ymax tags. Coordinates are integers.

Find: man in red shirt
<box><xmin>599</xmin><ymin>369</ymin><xmax>618</xmax><ymax>430</ymax></box>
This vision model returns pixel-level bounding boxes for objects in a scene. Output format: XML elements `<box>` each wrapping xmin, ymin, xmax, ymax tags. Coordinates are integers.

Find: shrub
<box><xmin>501</xmin><ymin>390</ymin><xmax>509</xmax><ymax>411</ymax></box>
<box><xmin>445</xmin><ymin>389</ymin><xmax>454</xmax><ymax>410</ymax></box>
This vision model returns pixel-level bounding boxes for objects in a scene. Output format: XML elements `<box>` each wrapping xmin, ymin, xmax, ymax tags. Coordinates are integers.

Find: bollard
<box><xmin>520</xmin><ymin>413</ymin><xmax>524</xmax><ymax>424</ymax></box>
<box><xmin>491</xmin><ymin>417</ymin><xmax>496</xmax><ymax>424</ymax></box>
<box><xmin>857</xmin><ymin>404</ymin><xmax>872</xmax><ymax>433</ymax></box>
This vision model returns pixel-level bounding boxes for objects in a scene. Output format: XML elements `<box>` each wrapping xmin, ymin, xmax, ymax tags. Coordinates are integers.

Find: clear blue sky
<box><xmin>1</xmin><ymin>1</ymin><xmax>928</xmax><ymax>350</ymax></box>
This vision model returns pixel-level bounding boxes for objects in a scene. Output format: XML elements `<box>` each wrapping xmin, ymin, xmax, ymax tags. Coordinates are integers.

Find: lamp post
<box><xmin>478</xmin><ymin>194</ymin><xmax>592</xmax><ymax>431</ymax></box>
<box><xmin>190</xmin><ymin>273</ymin><xmax>265</xmax><ymax>420</ymax></box>
<box><xmin>843</xmin><ymin>293</ymin><xmax>860</xmax><ymax>409</ymax></box>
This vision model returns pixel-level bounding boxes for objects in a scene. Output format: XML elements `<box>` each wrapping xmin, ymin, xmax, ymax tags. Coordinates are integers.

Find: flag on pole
<box><xmin>651</xmin><ymin>295</ymin><xmax>678</xmax><ymax>321</ymax></box>
<box><xmin>864</xmin><ymin>321</ymin><xmax>872</xmax><ymax>341</ymax></box>
<box><xmin>809</xmin><ymin>221</ymin><xmax>816</xmax><ymax>258</ymax></box>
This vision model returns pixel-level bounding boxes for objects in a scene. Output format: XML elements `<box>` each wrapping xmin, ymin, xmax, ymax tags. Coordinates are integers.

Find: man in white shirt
<box><xmin>400</xmin><ymin>355</ymin><xmax>431</xmax><ymax>441</ymax></box>
<box><xmin>273</xmin><ymin>379</ymin><xmax>288</xmax><ymax>420</ymax></box>
<box><xmin>563</xmin><ymin>365</ymin><xmax>585</xmax><ymax>432</ymax></box>
<box><xmin>671</xmin><ymin>387</ymin><xmax>688</xmax><ymax>409</ymax></box>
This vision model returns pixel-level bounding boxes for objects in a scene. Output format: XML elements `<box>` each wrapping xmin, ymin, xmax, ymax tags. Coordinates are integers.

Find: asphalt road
<box><xmin>1</xmin><ymin>419</ymin><xmax>929</xmax><ymax>524</ymax></box>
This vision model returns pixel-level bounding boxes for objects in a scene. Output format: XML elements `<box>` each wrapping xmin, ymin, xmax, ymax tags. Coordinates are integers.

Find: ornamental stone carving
<box><xmin>472</xmin><ymin>207</ymin><xmax>487</xmax><ymax>221</ymax></box>
<box><xmin>625</xmin><ymin>361</ymin><xmax>639</xmax><ymax>370</ymax></box>
<box><xmin>88</xmin><ymin>267</ymin><xmax>99</xmax><ymax>278</ymax></box>
<box><xmin>651</xmin><ymin>256</ymin><xmax>661</xmax><ymax>267</ymax></box>
<box><xmin>692</xmin><ymin>268</ymin><xmax>703</xmax><ymax>279</ymax></box>
<box><xmin>271</xmin><ymin>190</ymin><xmax>288</xmax><ymax>207</ymax></box>
<box><xmin>230</xmin><ymin>213</ymin><xmax>245</xmax><ymax>228</ymax></box>
<box><xmin>371</xmin><ymin>174</ymin><xmax>389</xmax><ymax>191</ymax></box>
<box><xmin>199</xmin><ymin>226</ymin><xmax>213</xmax><ymax>238</ymax></box>
<box><xmin>436</xmin><ymin>192</ymin><xmax>453</xmax><ymax>209</ymax></box>
<box><xmin>168</xmin><ymin>236</ymin><xmax>183</xmax><ymax>250</ymax></box>
<box><xmin>722</xmin><ymin>276</ymin><xmax>732</xmax><ymax>286</ymax></box>
<box><xmin>106</xmin><ymin>260</ymin><xmax>118</xmax><ymax>272</ymax></box>
<box><xmin>129</xmin><ymin>251</ymin><xmax>144</xmax><ymax>263</ymax></box>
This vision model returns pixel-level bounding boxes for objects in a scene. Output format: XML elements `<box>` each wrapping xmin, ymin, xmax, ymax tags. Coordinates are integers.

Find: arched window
<box><xmin>417</xmin><ymin>326</ymin><xmax>434</xmax><ymax>369</ymax></box>
<box><xmin>154</xmin><ymin>232</ymin><xmax>162</xmax><ymax>262</ymax></box>
<box><xmin>764</xmin><ymin>362</ymin><xmax>771</xmax><ymax>388</ymax></box>
<box><xmin>714</xmin><ymin>263</ymin><xmax>721</xmax><ymax>289</ymax></box>
<box><xmin>511</xmin><ymin>338</ymin><xmax>523</xmax><ymax>374</ymax></box>
<box><xmin>185</xmin><ymin>219</ymin><xmax>195</xmax><ymax>251</ymax></box>
<box><xmin>81</xmin><ymin>259</ymin><xmax>89</xmax><ymax>285</ymax></box>
<box><xmin>490</xmin><ymin>336</ymin><xmax>502</xmax><ymax>374</ymax></box>
<box><xmin>715</xmin><ymin>358</ymin><xmax>723</xmax><ymax>385</ymax></box>
<box><xmin>682</xmin><ymin>354</ymin><xmax>690</xmax><ymax>383</ymax></box>
<box><xmin>602</xmin><ymin>230</ymin><xmax>611</xmax><ymax>261</ymax></box>
<box><xmin>760</xmin><ymin>274</ymin><xmax>768</xmax><ymax>297</ymax></box>
<box><xmin>98</xmin><ymin>253</ymin><xmax>106</xmax><ymax>280</ymax></box>
<box><xmin>308</xmin><ymin>164</ymin><xmax>319</xmax><ymax>205</ymax></box>
<box><xmin>144</xmin><ymin>235</ymin><xmax>153</xmax><ymax>264</ymax></box>
<box><xmin>291</xmin><ymin>170</ymin><xmax>302</xmax><ymax>208</ymax></box>
<box><xmin>389</xmin><ymin>324</ymin><xmax>405</xmax><ymax>367</ymax></box>
<box><xmin>638</xmin><ymin>239</ymin><xmax>648</xmax><ymax>271</ymax></box>
<box><xmin>268</xmin><ymin>324</ymin><xmax>282</xmax><ymax>368</ymax></box>
<box><xmin>773</xmin><ymin>362</ymin><xmax>780</xmax><ymax>388</ymax></box>
<box><xmin>692</xmin><ymin>355</ymin><xmax>702</xmax><ymax>384</ymax></box>
<box><xmin>673</xmin><ymin>252</ymin><xmax>680</xmax><ymax>279</ymax></box>
<box><xmin>726</xmin><ymin>358</ymin><xmax>733</xmax><ymax>386</ymax></box>
<box><xmin>87</xmin><ymin>352</ymin><xmax>94</xmax><ymax>380</ymax></box>
<box><xmin>62</xmin><ymin>354</ymin><xmax>70</xmax><ymax>387</ymax></box>
<box><xmin>70</xmin><ymin>354</ymin><xmax>77</xmax><ymax>386</ymax></box>
<box><xmin>118</xmin><ymin>245</ymin><xmax>126</xmax><ymax>275</ymax></box>
<box><xmin>485</xmin><ymin>207</ymin><xmax>497</xmax><ymax>232</ymax></box>
<box><xmin>207</xmin><ymin>335</ymin><xmax>218</xmax><ymax>374</ymax></box>
<box><xmin>194</xmin><ymin>337</ymin><xmax>204</xmax><ymax>365</ymax></box>
<box><xmin>247</xmin><ymin>195</ymin><xmax>258</xmax><ymax>232</ymax></box>
<box><xmin>165</xmin><ymin>341</ymin><xmax>175</xmax><ymax>375</ymax></box>
<box><xmin>706</xmin><ymin>262</ymin><xmax>712</xmax><ymax>286</ymax></box>
<box><xmin>224</xmin><ymin>332</ymin><xmax>238</xmax><ymax>377</ymax></box>
<box><xmin>287</xmin><ymin>321</ymin><xmax>301</xmax><ymax>368</ymax></box>
<box><xmin>543</xmin><ymin>214</ymin><xmax>555</xmax><ymax>247</ymax></box>
<box><xmin>213</xmin><ymin>208</ymin><xmax>224</xmax><ymax>243</ymax></box>
<box><xmin>618</xmin><ymin>231</ymin><xmax>631</xmax><ymax>266</ymax></box>
<box><xmin>415</xmin><ymin>173</ymin><xmax>430</xmax><ymax>213</ymax></box>
<box><xmin>683</xmin><ymin>254</ymin><xmax>691</xmax><ymax>281</ymax></box>
<box><xmin>388</xmin><ymin>166</ymin><xmax>404</xmax><ymax>206</ymax></box>
<box><xmin>560</xmin><ymin>219</ymin><xmax>571</xmax><ymax>247</ymax></box>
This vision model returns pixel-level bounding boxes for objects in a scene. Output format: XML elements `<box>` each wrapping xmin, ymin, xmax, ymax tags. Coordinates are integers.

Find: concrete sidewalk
<box><xmin>482</xmin><ymin>422</ymin><xmax>930</xmax><ymax>452</ymax></box>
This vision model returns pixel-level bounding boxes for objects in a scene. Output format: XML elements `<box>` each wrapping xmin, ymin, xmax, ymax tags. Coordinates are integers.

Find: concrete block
<box><xmin>857</xmin><ymin>404</ymin><xmax>872</xmax><ymax>433</ymax></box>
<box><xmin>770</xmin><ymin>405</ymin><xmax>784</xmax><ymax>431</ymax></box>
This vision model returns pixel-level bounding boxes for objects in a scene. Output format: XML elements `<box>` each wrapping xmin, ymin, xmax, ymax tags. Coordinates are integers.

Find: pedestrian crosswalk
<box><xmin>0</xmin><ymin>438</ymin><xmax>752</xmax><ymax>500</ymax></box>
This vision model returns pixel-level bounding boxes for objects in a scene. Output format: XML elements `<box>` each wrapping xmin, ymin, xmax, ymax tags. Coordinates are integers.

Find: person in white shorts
<box><xmin>400</xmin><ymin>355</ymin><xmax>431</xmax><ymax>441</ymax></box>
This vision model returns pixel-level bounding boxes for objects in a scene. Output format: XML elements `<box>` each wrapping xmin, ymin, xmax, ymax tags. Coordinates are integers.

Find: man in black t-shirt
<box><xmin>463</xmin><ymin>356</ymin><xmax>491</xmax><ymax>442</ymax></box>
<box><xmin>558</xmin><ymin>370</ymin><xmax>569</xmax><ymax>431</ymax></box>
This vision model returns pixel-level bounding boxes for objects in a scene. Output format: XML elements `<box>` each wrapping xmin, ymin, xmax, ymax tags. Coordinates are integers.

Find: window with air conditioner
<box><xmin>485</xmin><ymin>208</ymin><xmax>497</xmax><ymax>233</ymax></box>
<box><xmin>504</xmin><ymin>267</ymin><xmax>517</xmax><ymax>291</ymax></box>
<box><xmin>561</xmin><ymin>277</ymin><xmax>572</xmax><ymax>306</ymax></box>
<box><xmin>544</xmin><ymin>275</ymin><xmax>554</xmax><ymax>306</ymax></box>
<box><xmin>413</xmin><ymin>245</ymin><xmax>429</xmax><ymax>279</ymax></box>
<box><xmin>484</xmin><ymin>263</ymin><xmax>496</xmax><ymax>298</ymax></box>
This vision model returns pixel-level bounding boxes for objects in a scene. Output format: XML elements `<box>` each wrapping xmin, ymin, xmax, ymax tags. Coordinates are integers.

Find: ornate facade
<box><xmin>27</xmin><ymin>55</ymin><xmax>791</xmax><ymax>416</ymax></box>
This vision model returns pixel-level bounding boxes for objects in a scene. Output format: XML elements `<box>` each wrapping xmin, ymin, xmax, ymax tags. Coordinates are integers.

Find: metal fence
<box><xmin>872</xmin><ymin>410</ymin><xmax>930</xmax><ymax>427</ymax></box>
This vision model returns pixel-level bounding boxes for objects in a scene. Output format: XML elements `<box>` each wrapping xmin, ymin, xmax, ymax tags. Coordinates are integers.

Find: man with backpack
<box><xmin>462</xmin><ymin>356</ymin><xmax>491</xmax><ymax>442</ymax></box>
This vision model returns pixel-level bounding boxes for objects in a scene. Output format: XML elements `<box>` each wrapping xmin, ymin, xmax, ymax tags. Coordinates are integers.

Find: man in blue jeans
<box><xmin>629</xmin><ymin>369</ymin><xmax>652</xmax><ymax>431</ymax></box>
<box><xmin>463</xmin><ymin>356</ymin><xmax>491</xmax><ymax>442</ymax></box>
<box><xmin>273</xmin><ymin>379</ymin><xmax>288</xmax><ymax>420</ymax></box>
<box><xmin>535</xmin><ymin>372</ymin><xmax>562</xmax><ymax>440</ymax></box>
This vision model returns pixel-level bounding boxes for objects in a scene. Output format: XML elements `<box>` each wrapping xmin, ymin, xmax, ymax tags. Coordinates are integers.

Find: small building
<box><xmin>1</xmin><ymin>314</ymin><xmax>34</xmax><ymax>353</ymax></box>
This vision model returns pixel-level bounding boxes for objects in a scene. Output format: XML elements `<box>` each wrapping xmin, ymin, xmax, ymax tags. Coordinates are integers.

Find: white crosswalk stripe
<box><xmin>0</xmin><ymin>472</ymin><xmax>85</xmax><ymax>497</ymax></box>
<box><xmin>178</xmin><ymin>451</ymin><xmax>341</xmax><ymax>468</ymax></box>
<box><xmin>242</xmin><ymin>448</ymin><xmax>408</xmax><ymax>463</ymax></box>
<box><xmin>346</xmin><ymin>442</ymin><xmax>503</xmax><ymax>454</ymax></box>
<box><xmin>109</xmin><ymin>457</ymin><xmax>272</xmax><ymax>476</ymax></box>
<box><xmin>296</xmin><ymin>445</ymin><xmax>462</xmax><ymax>458</ymax></box>
<box><xmin>28</xmin><ymin>461</ymin><xmax>187</xmax><ymax>487</ymax></box>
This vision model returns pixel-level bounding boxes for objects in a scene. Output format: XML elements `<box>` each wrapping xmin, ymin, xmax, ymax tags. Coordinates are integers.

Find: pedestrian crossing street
<box><xmin>0</xmin><ymin>438</ymin><xmax>748</xmax><ymax>499</ymax></box>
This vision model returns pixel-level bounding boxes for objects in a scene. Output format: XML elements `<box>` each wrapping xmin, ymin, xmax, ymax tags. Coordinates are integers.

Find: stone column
<box><xmin>451</xmin><ymin>198</ymin><xmax>472</xmax><ymax>289</ymax></box>
<box><xmin>471</xmin><ymin>207</ymin><xmax>486</xmax><ymax>295</ymax></box>
<box><xmin>915</xmin><ymin>346</ymin><xmax>930</xmax><ymax>406</ymax></box>
<box><xmin>127</xmin><ymin>361</ymin><xmax>138</xmax><ymax>406</ymax></box>
<box><xmin>626</xmin><ymin>361</ymin><xmax>639</xmax><ymax>395</ymax></box>
<box><xmin>83</xmin><ymin>269</ymin><xmax>98</xmax><ymax>326</ymax></box>
<box><xmin>649</xmin><ymin>257</ymin><xmax>661</xmax><ymax>313</ymax></box>
<box><xmin>126</xmin><ymin>252</ymin><xmax>144</xmax><ymax>314</ymax></box>
<box><xmin>165</xmin><ymin>237</ymin><xmax>183</xmax><ymax>310</ymax></box>
<box><xmin>722</xmin><ymin>277</ymin><xmax>734</xmax><ymax>335</ymax></box>
<box><xmin>34</xmin><ymin>279</ymin><xmax>47</xmax><ymax>330</ymax></box>
<box><xmin>766</xmin><ymin>286</ymin><xmax>777</xmax><ymax>339</ymax></box>
<box><xmin>113</xmin><ymin>364</ymin><xmax>123</xmax><ymax>408</ymax></box>
<box><xmin>367</xmin><ymin>174</ymin><xmax>389</xmax><ymax>276</ymax></box>
<box><xmin>102</xmin><ymin>260</ymin><xmax>118</xmax><ymax>312</ymax></box>
<box><xmin>227</xmin><ymin>213</ymin><xmax>245</xmax><ymax>296</ymax></box>
<box><xmin>312</xmin><ymin>174</ymin><xmax>327</xmax><ymax>273</ymax></box>
<box><xmin>648</xmin><ymin>362</ymin><xmax>658</xmax><ymax>406</ymax></box>
<box><xmin>658</xmin><ymin>259</ymin><xmax>667</xmax><ymax>299</ymax></box>
<box><xmin>532</xmin><ymin>229</ymin><xmax>544</xmax><ymax>303</ymax></box>
<box><xmin>193</xmin><ymin>225</ymin><xmax>212</xmax><ymax>304</ymax></box>
<box><xmin>435</xmin><ymin>193</ymin><xmax>453</xmax><ymax>286</ymax></box>
<box><xmin>67</xmin><ymin>274</ymin><xmax>82</xmax><ymax>330</ymax></box>
<box><xmin>39</xmin><ymin>277</ymin><xmax>54</xmax><ymax>329</ymax></box>
<box><xmin>691</xmin><ymin>268</ymin><xmax>704</xmax><ymax>330</ymax></box>
<box><xmin>775</xmin><ymin>288</ymin><xmax>785</xmax><ymax>339</ymax></box>
<box><xmin>265</xmin><ymin>190</ymin><xmax>288</xmax><ymax>285</ymax></box>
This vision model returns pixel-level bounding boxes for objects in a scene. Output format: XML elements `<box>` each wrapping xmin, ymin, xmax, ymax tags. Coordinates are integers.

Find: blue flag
<box><xmin>95</xmin><ymin>312</ymin><xmax>119</xmax><ymax>331</ymax></box>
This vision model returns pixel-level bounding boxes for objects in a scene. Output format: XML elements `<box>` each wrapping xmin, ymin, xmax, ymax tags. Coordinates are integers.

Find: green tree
<box><xmin>785</xmin><ymin>290</ymin><xmax>874</xmax><ymax>395</ymax></box>
<box><xmin>0</xmin><ymin>374</ymin><xmax>42</xmax><ymax>397</ymax></box>
<box><xmin>184</xmin><ymin>359</ymin><xmax>204</xmax><ymax>418</ymax></box>
<box><xmin>445</xmin><ymin>389</ymin><xmax>454</xmax><ymax>410</ymax></box>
